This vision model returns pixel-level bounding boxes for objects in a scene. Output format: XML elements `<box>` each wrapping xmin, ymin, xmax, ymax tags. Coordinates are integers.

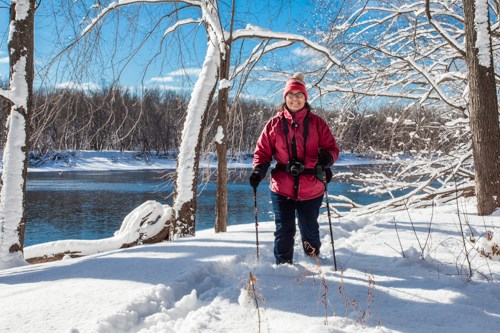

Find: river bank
<box><xmin>1</xmin><ymin>150</ymin><xmax>387</xmax><ymax>172</ymax></box>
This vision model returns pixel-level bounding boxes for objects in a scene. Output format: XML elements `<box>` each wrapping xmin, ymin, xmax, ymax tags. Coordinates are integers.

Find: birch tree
<box><xmin>0</xmin><ymin>0</ymin><xmax>35</xmax><ymax>269</ymax></box>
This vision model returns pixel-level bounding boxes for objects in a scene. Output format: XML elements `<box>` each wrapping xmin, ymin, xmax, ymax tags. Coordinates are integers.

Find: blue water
<box><xmin>25</xmin><ymin>165</ymin><xmax>388</xmax><ymax>246</ymax></box>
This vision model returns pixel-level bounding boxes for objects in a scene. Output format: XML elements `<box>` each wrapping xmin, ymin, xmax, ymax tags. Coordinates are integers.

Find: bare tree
<box><xmin>0</xmin><ymin>0</ymin><xmax>36</xmax><ymax>268</ymax></box>
<box><xmin>462</xmin><ymin>0</ymin><xmax>500</xmax><ymax>215</ymax></box>
<box><xmin>311</xmin><ymin>0</ymin><xmax>500</xmax><ymax>215</ymax></box>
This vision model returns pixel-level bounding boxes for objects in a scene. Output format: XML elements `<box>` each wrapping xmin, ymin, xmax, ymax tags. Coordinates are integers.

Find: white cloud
<box><xmin>56</xmin><ymin>81</ymin><xmax>100</xmax><ymax>91</ymax></box>
<box><xmin>147</xmin><ymin>68</ymin><xmax>201</xmax><ymax>87</ymax></box>
<box><xmin>0</xmin><ymin>57</ymin><xmax>9</xmax><ymax>64</ymax></box>
<box><xmin>150</xmin><ymin>76</ymin><xmax>174</xmax><ymax>83</ymax></box>
<box><xmin>168</xmin><ymin>68</ymin><xmax>201</xmax><ymax>76</ymax></box>
<box><xmin>147</xmin><ymin>68</ymin><xmax>201</xmax><ymax>90</ymax></box>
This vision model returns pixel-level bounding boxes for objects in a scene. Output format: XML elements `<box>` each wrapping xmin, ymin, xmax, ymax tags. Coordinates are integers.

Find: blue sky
<box><xmin>0</xmin><ymin>0</ymin><xmax>332</xmax><ymax>102</ymax></box>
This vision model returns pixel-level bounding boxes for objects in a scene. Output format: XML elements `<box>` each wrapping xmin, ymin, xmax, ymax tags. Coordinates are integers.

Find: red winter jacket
<box><xmin>253</xmin><ymin>107</ymin><xmax>339</xmax><ymax>200</ymax></box>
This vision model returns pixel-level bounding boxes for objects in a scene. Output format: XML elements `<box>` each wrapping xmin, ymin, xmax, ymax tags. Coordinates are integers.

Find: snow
<box><xmin>8</xmin><ymin>56</ymin><xmax>29</xmax><ymax>108</ymax></box>
<box><xmin>474</xmin><ymin>0</ymin><xmax>491</xmax><ymax>68</ymax></box>
<box><xmin>219</xmin><ymin>79</ymin><xmax>232</xmax><ymax>90</ymax></box>
<box><xmin>0</xmin><ymin>110</ymin><xmax>27</xmax><ymax>268</ymax></box>
<box><xmin>214</xmin><ymin>126</ymin><xmax>224</xmax><ymax>144</ymax></box>
<box><xmin>1</xmin><ymin>195</ymin><xmax>499</xmax><ymax>332</ymax></box>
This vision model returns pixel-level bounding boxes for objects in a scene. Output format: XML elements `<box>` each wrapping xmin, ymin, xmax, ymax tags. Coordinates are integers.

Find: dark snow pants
<box><xmin>271</xmin><ymin>192</ymin><xmax>323</xmax><ymax>264</ymax></box>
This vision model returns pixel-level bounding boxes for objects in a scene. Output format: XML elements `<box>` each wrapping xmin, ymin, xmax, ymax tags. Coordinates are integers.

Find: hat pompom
<box><xmin>292</xmin><ymin>72</ymin><xmax>305</xmax><ymax>83</ymax></box>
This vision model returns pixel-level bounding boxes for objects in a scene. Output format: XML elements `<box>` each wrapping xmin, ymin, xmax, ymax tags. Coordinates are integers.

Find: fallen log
<box><xmin>25</xmin><ymin>200</ymin><xmax>173</xmax><ymax>263</ymax></box>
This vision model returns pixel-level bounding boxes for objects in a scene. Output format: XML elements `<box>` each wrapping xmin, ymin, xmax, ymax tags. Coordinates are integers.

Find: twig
<box><xmin>454</xmin><ymin>178</ymin><xmax>473</xmax><ymax>280</ymax></box>
<box><xmin>393</xmin><ymin>218</ymin><xmax>406</xmax><ymax>258</ymax></box>
<box><xmin>403</xmin><ymin>200</ymin><xmax>425</xmax><ymax>257</ymax></box>
<box><xmin>247</xmin><ymin>272</ymin><xmax>262</xmax><ymax>332</ymax></box>
<box><xmin>304</xmin><ymin>241</ymin><xmax>330</xmax><ymax>325</ymax></box>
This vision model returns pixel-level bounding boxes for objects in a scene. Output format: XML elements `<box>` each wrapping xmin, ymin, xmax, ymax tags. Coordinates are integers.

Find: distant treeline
<box><xmin>0</xmin><ymin>86</ymin><xmax>464</xmax><ymax>156</ymax></box>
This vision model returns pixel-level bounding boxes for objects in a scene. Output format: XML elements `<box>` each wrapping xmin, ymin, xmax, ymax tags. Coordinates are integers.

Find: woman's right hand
<box><xmin>249</xmin><ymin>171</ymin><xmax>262</xmax><ymax>188</ymax></box>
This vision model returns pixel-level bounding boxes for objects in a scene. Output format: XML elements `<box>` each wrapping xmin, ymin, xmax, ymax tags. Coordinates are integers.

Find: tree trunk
<box><xmin>214</xmin><ymin>46</ymin><xmax>230</xmax><ymax>233</ymax></box>
<box><xmin>0</xmin><ymin>0</ymin><xmax>35</xmax><ymax>268</ymax></box>
<box><xmin>172</xmin><ymin>40</ymin><xmax>220</xmax><ymax>237</ymax></box>
<box><xmin>463</xmin><ymin>0</ymin><xmax>500</xmax><ymax>215</ymax></box>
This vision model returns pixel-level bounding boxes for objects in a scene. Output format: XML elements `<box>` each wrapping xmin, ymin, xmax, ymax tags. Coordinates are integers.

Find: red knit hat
<box><xmin>283</xmin><ymin>72</ymin><xmax>308</xmax><ymax>100</ymax></box>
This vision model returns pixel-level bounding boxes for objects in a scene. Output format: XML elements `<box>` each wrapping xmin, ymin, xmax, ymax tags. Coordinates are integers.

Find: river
<box><xmin>25</xmin><ymin>165</ymin><xmax>386</xmax><ymax>246</ymax></box>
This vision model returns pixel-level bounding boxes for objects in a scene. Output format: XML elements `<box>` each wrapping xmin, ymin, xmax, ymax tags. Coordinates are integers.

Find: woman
<box><xmin>249</xmin><ymin>72</ymin><xmax>339</xmax><ymax>265</ymax></box>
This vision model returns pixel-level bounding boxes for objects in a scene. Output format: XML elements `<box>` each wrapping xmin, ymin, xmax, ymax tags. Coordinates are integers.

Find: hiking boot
<box><xmin>276</xmin><ymin>259</ymin><xmax>293</xmax><ymax>265</ymax></box>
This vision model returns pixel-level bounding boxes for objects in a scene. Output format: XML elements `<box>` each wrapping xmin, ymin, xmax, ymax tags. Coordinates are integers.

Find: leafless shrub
<box><xmin>244</xmin><ymin>272</ymin><xmax>269</xmax><ymax>333</ymax></box>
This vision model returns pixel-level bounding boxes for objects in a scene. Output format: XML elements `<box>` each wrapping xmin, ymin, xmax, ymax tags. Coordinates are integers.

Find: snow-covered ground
<box><xmin>0</xmin><ymin>151</ymin><xmax>499</xmax><ymax>332</ymax></box>
<box><xmin>1</xmin><ymin>194</ymin><xmax>499</xmax><ymax>332</ymax></box>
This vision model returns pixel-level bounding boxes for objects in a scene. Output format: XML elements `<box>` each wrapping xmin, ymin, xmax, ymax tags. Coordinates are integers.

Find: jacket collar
<box><xmin>283</xmin><ymin>107</ymin><xmax>308</xmax><ymax>123</ymax></box>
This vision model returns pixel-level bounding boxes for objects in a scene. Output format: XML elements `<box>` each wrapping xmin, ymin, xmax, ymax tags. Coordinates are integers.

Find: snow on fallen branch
<box><xmin>329</xmin><ymin>181</ymin><xmax>475</xmax><ymax>217</ymax></box>
<box><xmin>24</xmin><ymin>200</ymin><xmax>173</xmax><ymax>263</ymax></box>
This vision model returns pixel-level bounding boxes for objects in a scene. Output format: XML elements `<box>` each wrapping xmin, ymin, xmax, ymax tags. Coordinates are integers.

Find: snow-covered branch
<box><xmin>81</xmin><ymin>0</ymin><xmax>201</xmax><ymax>36</ymax></box>
<box><xmin>231</xmin><ymin>40</ymin><xmax>293</xmax><ymax>79</ymax></box>
<box><xmin>163</xmin><ymin>18</ymin><xmax>202</xmax><ymax>36</ymax></box>
<box><xmin>425</xmin><ymin>0</ymin><xmax>466</xmax><ymax>57</ymax></box>
<box><xmin>312</xmin><ymin>0</ymin><xmax>471</xmax><ymax>114</ymax></box>
<box><xmin>232</xmin><ymin>24</ymin><xmax>342</xmax><ymax>67</ymax></box>
<box><xmin>407</xmin><ymin>58</ymin><xmax>465</xmax><ymax>110</ymax></box>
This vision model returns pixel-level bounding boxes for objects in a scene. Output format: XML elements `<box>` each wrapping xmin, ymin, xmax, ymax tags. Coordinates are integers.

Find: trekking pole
<box><xmin>323</xmin><ymin>174</ymin><xmax>337</xmax><ymax>271</ymax></box>
<box><xmin>253</xmin><ymin>186</ymin><xmax>260</xmax><ymax>262</ymax></box>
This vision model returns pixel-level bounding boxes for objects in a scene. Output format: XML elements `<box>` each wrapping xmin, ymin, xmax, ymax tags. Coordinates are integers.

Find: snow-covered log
<box><xmin>24</xmin><ymin>201</ymin><xmax>173</xmax><ymax>263</ymax></box>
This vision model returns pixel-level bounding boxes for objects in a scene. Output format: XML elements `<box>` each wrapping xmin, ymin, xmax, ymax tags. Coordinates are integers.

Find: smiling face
<box><xmin>285</xmin><ymin>91</ymin><xmax>306</xmax><ymax>113</ymax></box>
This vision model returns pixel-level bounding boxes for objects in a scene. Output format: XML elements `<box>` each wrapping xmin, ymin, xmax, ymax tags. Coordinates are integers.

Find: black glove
<box><xmin>249</xmin><ymin>163</ymin><xmax>270</xmax><ymax>188</ymax></box>
<box><xmin>249</xmin><ymin>171</ymin><xmax>262</xmax><ymax>188</ymax></box>
<box><xmin>315</xmin><ymin>165</ymin><xmax>333</xmax><ymax>183</ymax></box>
<box><xmin>317</xmin><ymin>148</ymin><xmax>333</xmax><ymax>168</ymax></box>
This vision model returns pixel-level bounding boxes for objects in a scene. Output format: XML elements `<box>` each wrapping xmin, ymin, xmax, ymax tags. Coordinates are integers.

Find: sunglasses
<box><xmin>286</xmin><ymin>92</ymin><xmax>305</xmax><ymax>99</ymax></box>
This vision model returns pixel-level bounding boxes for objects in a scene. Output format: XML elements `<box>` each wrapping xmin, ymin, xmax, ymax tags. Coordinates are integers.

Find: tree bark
<box><xmin>215</xmin><ymin>47</ymin><xmax>230</xmax><ymax>233</ymax></box>
<box><xmin>463</xmin><ymin>0</ymin><xmax>500</xmax><ymax>215</ymax></box>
